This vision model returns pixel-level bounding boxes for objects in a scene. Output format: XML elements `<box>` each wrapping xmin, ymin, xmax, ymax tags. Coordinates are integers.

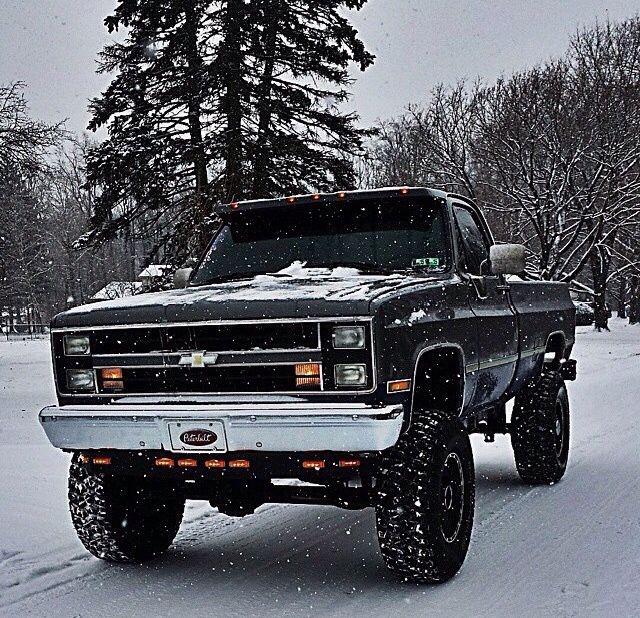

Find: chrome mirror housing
<box><xmin>490</xmin><ymin>244</ymin><xmax>526</xmax><ymax>275</ymax></box>
<box><xmin>173</xmin><ymin>267</ymin><xmax>193</xmax><ymax>289</ymax></box>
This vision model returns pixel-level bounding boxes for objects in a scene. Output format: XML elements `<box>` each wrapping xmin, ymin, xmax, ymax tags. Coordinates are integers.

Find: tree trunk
<box><xmin>184</xmin><ymin>2</ymin><xmax>209</xmax><ymax>236</ymax></box>
<box><xmin>617</xmin><ymin>278</ymin><xmax>627</xmax><ymax>319</ymax></box>
<box><xmin>630</xmin><ymin>275</ymin><xmax>640</xmax><ymax>324</ymax></box>
<box><xmin>251</xmin><ymin>0</ymin><xmax>281</xmax><ymax>198</ymax></box>
<box><xmin>223</xmin><ymin>0</ymin><xmax>244</xmax><ymax>202</ymax></box>
<box><xmin>590</xmin><ymin>246</ymin><xmax>610</xmax><ymax>331</ymax></box>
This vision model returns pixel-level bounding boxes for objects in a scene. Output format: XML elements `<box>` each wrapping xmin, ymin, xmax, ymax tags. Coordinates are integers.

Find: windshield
<box><xmin>191</xmin><ymin>197</ymin><xmax>451</xmax><ymax>285</ymax></box>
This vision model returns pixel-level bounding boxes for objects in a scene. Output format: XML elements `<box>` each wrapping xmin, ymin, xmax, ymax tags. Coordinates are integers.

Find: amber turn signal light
<box><xmin>295</xmin><ymin>362</ymin><xmax>321</xmax><ymax>387</ymax></box>
<box><xmin>100</xmin><ymin>367</ymin><xmax>124</xmax><ymax>391</ymax></box>
<box><xmin>100</xmin><ymin>367</ymin><xmax>123</xmax><ymax>380</ymax></box>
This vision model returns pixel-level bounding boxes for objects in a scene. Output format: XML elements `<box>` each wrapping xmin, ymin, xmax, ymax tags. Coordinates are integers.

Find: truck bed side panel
<box><xmin>505</xmin><ymin>281</ymin><xmax>575</xmax><ymax>399</ymax></box>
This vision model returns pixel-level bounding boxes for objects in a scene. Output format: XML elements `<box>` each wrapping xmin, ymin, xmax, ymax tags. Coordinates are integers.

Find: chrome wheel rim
<box><xmin>554</xmin><ymin>392</ymin><xmax>568</xmax><ymax>465</ymax></box>
<box><xmin>441</xmin><ymin>452</ymin><xmax>465</xmax><ymax>543</ymax></box>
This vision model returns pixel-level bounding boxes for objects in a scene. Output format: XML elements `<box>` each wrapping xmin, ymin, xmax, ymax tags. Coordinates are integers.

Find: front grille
<box><xmin>97</xmin><ymin>366</ymin><xmax>304</xmax><ymax>393</ymax></box>
<box><xmin>91</xmin><ymin>323</ymin><xmax>318</xmax><ymax>355</ymax></box>
<box><xmin>53</xmin><ymin>320</ymin><xmax>374</xmax><ymax>396</ymax></box>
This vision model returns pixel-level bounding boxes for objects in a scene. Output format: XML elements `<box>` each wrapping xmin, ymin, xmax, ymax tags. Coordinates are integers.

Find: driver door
<box><xmin>452</xmin><ymin>203</ymin><xmax>518</xmax><ymax>408</ymax></box>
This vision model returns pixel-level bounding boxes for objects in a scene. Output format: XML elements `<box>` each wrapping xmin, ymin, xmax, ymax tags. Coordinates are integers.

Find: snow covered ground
<box><xmin>0</xmin><ymin>321</ymin><xmax>639</xmax><ymax>617</ymax></box>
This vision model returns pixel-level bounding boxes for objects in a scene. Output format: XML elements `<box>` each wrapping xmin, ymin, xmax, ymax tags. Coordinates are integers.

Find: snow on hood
<box><xmin>62</xmin><ymin>262</ymin><xmax>432</xmax><ymax>321</ymax></box>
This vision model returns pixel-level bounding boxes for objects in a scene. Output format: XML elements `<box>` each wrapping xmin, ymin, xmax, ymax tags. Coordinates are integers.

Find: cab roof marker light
<box><xmin>336</xmin><ymin>191</ymin><xmax>347</xmax><ymax>198</ymax></box>
<box><xmin>399</xmin><ymin>187</ymin><xmax>410</xmax><ymax>195</ymax></box>
<box><xmin>230</xmin><ymin>202</ymin><xmax>239</xmax><ymax>209</ymax></box>
<box><xmin>286</xmin><ymin>196</ymin><xmax>296</xmax><ymax>203</ymax></box>
<box><xmin>312</xmin><ymin>193</ymin><xmax>321</xmax><ymax>201</ymax></box>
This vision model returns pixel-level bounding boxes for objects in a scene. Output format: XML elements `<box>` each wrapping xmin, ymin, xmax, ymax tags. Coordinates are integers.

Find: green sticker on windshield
<box><xmin>412</xmin><ymin>257</ymin><xmax>440</xmax><ymax>268</ymax></box>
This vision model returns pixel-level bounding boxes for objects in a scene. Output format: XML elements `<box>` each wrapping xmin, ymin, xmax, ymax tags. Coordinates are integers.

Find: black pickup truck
<box><xmin>40</xmin><ymin>187</ymin><xmax>576</xmax><ymax>583</ymax></box>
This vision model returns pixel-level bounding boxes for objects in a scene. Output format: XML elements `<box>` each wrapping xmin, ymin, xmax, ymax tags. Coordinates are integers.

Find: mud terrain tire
<box><xmin>68</xmin><ymin>454</ymin><xmax>185</xmax><ymax>563</ymax></box>
<box><xmin>511</xmin><ymin>370</ymin><xmax>570</xmax><ymax>484</ymax></box>
<box><xmin>375</xmin><ymin>409</ymin><xmax>475</xmax><ymax>583</ymax></box>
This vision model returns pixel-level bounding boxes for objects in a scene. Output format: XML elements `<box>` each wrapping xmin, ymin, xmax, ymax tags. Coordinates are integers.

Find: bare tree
<box><xmin>366</xmin><ymin>82</ymin><xmax>478</xmax><ymax>196</ymax></box>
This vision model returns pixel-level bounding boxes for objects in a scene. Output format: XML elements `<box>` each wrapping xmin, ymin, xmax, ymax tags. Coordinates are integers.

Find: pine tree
<box><xmin>86</xmin><ymin>0</ymin><xmax>218</xmax><ymax>256</ymax></box>
<box><xmin>85</xmin><ymin>0</ymin><xmax>373</xmax><ymax>259</ymax></box>
<box><xmin>243</xmin><ymin>0</ymin><xmax>375</xmax><ymax>198</ymax></box>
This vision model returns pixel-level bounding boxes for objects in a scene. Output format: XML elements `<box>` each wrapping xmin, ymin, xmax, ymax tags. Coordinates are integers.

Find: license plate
<box><xmin>166</xmin><ymin>420</ymin><xmax>227</xmax><ymax>452</ymax></box>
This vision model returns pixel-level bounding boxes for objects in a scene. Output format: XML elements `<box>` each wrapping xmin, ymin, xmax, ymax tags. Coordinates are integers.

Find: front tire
<box><xmin>511</xmin><ymin>370</ymin><xmax>570</xmax><ymax>484</ymax></box>
<box><xmin>375</xmin><ymin>409</ymin><xmax>475</xmax><ymax>583</ymax></box>
<box><xmin>68</xmin><ymin>454</ymin><xmax>185</xmax><ymax>563</ymax></box>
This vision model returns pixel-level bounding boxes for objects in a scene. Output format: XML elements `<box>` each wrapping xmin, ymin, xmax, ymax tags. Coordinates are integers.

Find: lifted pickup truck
<box><xmin>40</xmin><ymin>187</ymin><xmax>576</xmax><ymax>583</ymax></box>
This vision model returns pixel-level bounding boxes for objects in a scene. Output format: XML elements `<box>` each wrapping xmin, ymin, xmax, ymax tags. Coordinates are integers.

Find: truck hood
<box><xmin>53</xmin><ymin>266</ymin><xmax>442</xmax><ymax>328</ymax></box>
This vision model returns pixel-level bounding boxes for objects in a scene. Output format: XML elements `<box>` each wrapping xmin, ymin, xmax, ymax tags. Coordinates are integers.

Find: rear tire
<box><xmin>68</xmin><ymin>454</ymin><xmax>185</xmax><ymax>563</ymax></box>
<box><xmin>511</xmin><ymin>370</ymin><xmax>570</xmax><ymax>484</ymax></box>
<box><xmin>375</xmin><ymin>409</ymin><xmax>475</xmax><ymax>583</ymax></box>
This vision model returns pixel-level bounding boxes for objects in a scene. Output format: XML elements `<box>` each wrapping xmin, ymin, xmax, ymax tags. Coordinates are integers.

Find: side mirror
<box><xmin>173</xmin><ymin>267</ymin><xmax>193</xmax><ymax>289</ymax></box>
<box><xmin>489</xmin><ymin>244</ymin><xmax>526</xmax><ymax>275</ymax></box>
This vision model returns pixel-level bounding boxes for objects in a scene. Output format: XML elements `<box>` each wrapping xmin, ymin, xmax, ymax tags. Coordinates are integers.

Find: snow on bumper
<box><xmin>39</xmin><ymin>402</ymin><xmax>404</xmax><ymax>453</ymax></box>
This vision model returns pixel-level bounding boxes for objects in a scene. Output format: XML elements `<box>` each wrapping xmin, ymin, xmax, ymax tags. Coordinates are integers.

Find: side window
<box><xmin>453</xmin><ymin>206</ymin><xmax>490</xmax><ymax>276</ymax></box>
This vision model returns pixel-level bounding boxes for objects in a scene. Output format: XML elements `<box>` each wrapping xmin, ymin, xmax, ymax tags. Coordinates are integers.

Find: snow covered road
<box><xmin>1</xmin><ymin>322</ymin><xmax>639</xmax><ymax>617</ymax></box>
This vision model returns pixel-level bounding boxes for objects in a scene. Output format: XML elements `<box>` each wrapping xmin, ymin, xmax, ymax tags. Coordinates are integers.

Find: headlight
<box><xmin>64</xmin><ymin>335</ymin><xmax>91</xmax><ymax>356</ymax></box>
<box><xmin>334</xmin><ymin>364</ymin><xmax>367</xmax><ymax>387</ymax></box>
<box><xmin>66</xmin><ymin>369</ymin><xmax>95</xmax><ymax>391</ymax></box>
<box><xmin>332</xmin><ymin>326</ymin><xmax>366</xmax><ymax>349</ymax></box>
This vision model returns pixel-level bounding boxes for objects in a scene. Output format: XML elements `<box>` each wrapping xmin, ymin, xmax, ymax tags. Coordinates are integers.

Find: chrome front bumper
<box><xmin>39</xmin><ymin>401</ymin><xmax>404</xmax><ymax>453</ymax></box>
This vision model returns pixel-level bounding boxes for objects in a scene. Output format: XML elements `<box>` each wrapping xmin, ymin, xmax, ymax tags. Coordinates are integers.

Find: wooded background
<box><xmin>1</xmin><ymin>3</ymin><xmax>639</xmax><ymax>331</ymax></box>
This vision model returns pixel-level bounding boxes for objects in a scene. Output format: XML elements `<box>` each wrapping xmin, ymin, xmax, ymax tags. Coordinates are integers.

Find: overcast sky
<box><xmin>0</xmin><ymin>0</ymin><xmax>637</xmax><ymax>136</ymax></box>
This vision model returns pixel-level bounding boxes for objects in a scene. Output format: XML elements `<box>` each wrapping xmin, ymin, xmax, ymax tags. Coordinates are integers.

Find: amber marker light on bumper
<box><xmin>92</xmin><ymin>456</ymin><xmax>111</xmax><ymax>465</ymax></box>
<box><xmin>302</xmin><ymin>459</ymin><xmax>325</xmax><ymax>469</ymax></box>
<box><xmin>155</xmin><ymin>457</ymin><xmax>175</xmax><ymax>468</ymax></box>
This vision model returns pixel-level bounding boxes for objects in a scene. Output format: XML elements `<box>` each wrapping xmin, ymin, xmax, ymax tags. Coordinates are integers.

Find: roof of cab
<box><xmin>214</xmin><ymin>186</ymin><xmax>454</xmax><ymax>216</ymax></box>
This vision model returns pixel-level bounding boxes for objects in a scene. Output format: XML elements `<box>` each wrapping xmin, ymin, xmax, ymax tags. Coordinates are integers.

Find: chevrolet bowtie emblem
<box><xmin>178</xmin><ymin>351</ymin><xmax>219</xmax><ymax>368</ymax></box>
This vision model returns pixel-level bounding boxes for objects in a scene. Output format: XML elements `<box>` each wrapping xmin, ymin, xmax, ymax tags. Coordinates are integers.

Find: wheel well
<box><xmin>412</xmin><ymin>347</ymin><xmax>464</xmax><ymax>416</ymax></box>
